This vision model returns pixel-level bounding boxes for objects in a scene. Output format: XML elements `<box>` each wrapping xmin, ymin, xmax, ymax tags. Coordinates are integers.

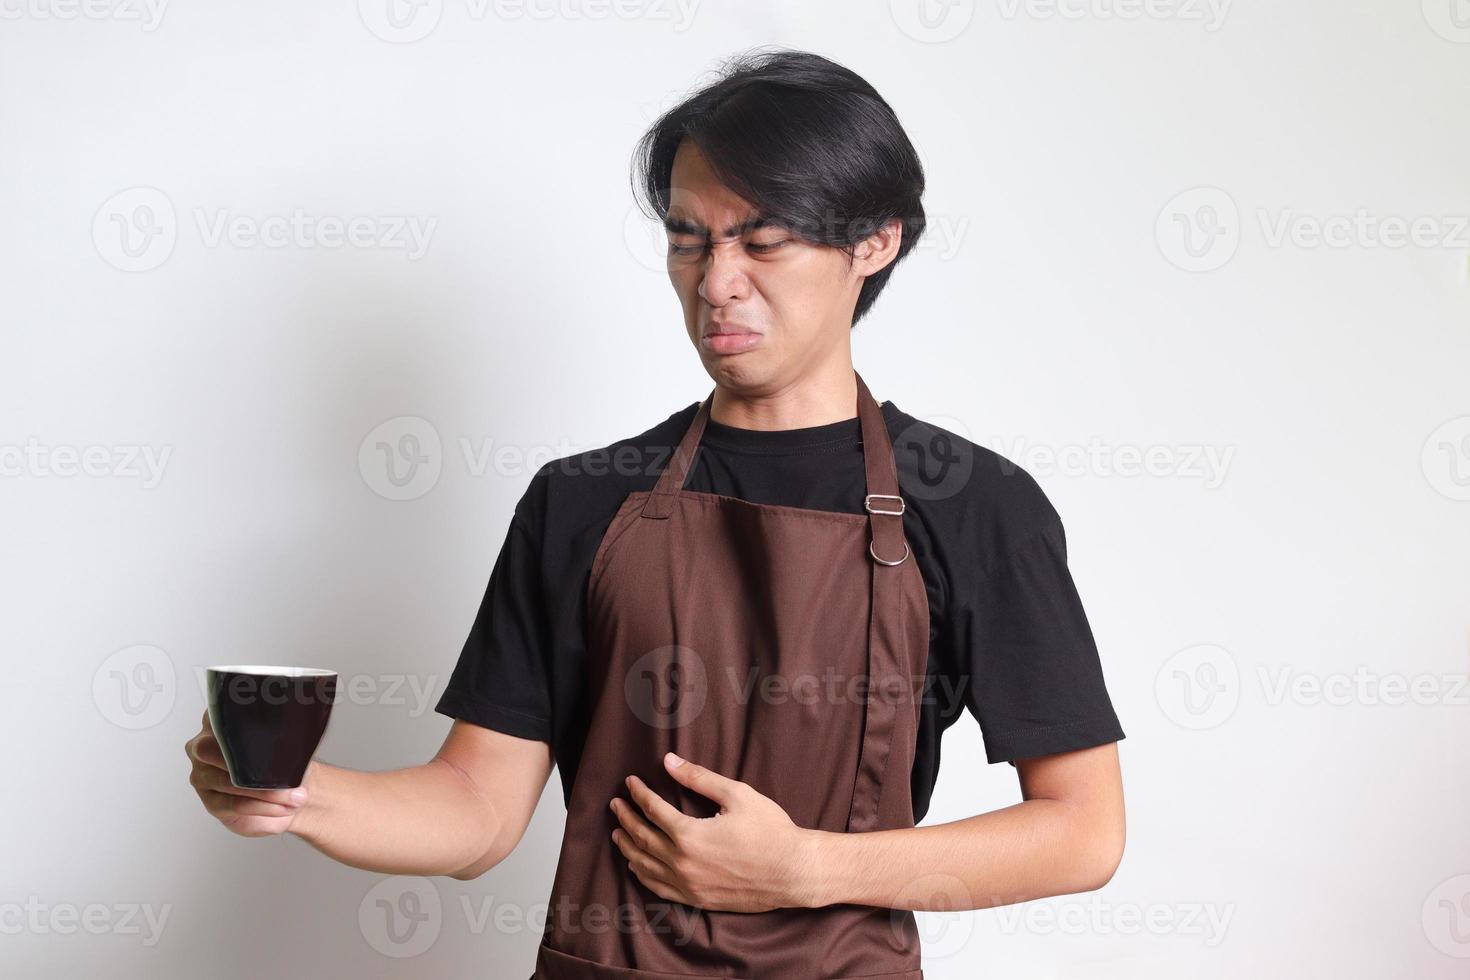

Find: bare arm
<box><xmin>798</xmin><ymin>742</ymin><xmax>1126</xmax><ymax>910</ymax></box>
<box><xmin>186</xmin><ymin>712</ymin><xmax>553</xmax><ymax>880</ymax></box>
<box><xmin>608</xmin><ymin>741</ymin><xmax>1124</xmax><ymax>913</ymax></box>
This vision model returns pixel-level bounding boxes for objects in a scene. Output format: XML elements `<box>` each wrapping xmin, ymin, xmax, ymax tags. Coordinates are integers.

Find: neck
<box><xmin>707</xmin><ymin>357</ymin><xmax>862</xmax><ymax>431</ymax></box>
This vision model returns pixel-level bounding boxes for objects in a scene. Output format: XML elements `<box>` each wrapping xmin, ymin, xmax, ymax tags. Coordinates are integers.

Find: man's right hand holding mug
<box><xmin>185</xmin><ymin>710</ymin><xmax>314</xmax><ymax>838</ymax></box>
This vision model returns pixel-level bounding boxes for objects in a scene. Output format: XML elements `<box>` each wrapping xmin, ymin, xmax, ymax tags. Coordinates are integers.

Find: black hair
<box><xmin>630</xmin><ymin>47</ymin><xmax>926</xmax><ymax>327</ymax></box>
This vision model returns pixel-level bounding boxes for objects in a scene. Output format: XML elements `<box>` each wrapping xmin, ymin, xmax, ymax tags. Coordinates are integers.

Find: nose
<box><xmin>696</xmin><ymin>238</ymin><xmax>749</xmax><ymax>307</ymax></box>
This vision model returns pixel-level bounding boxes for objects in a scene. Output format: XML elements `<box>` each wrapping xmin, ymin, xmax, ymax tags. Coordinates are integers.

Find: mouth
<box><xmin>701</xmin><ymin>321</ymin><xmax>763</xmax><ymax>356</ymax></box>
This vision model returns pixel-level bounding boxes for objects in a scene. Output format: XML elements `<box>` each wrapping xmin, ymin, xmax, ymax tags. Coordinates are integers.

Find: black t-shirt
<box><xmin>435</xmin><ymin>398</ymin><xmax>1125</xmax><ymax>823</ymax></box>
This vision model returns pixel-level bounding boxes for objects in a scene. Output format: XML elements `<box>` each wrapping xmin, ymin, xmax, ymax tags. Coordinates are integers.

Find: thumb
<box><xmin>663</xmin><ymin>752</ymin><xmax>741</xmax><ymax>806</ymax></box>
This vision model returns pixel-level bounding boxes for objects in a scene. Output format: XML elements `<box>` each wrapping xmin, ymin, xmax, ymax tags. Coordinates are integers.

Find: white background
<box><xmin>3</xmin><ymin>0</ymin><xmax>1468</xmax><ymax>977</ymax></box>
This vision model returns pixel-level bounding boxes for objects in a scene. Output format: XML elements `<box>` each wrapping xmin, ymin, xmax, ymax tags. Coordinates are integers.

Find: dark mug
<box><xmin>205</xmin><ymin>666</ymin><xmax>337</xmax><ymax>789</ymax></box>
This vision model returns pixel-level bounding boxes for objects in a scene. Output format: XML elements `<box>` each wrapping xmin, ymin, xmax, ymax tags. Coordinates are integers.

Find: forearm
<box><xmin>799</xmin><ymin>798</ymin><xmax>1121</xmax><ymax>911</ymax></box>
<box><xmin>287</xmin><ymin>758</ymin><xmax>501</xmax><ymax>879</ymax></box>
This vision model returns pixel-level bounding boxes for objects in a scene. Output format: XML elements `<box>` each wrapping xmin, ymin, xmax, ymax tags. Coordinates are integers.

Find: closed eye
<box><xmin>667</xmin><ymin>239</ymin><xmax>792</xmax><ymax>256</ymax></box>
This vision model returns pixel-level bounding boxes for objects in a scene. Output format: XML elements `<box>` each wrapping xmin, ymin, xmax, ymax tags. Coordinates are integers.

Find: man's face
<box><xmin>663</xmin><ymin>138</ymin><xmax>878</xmax><ymax>392</ymax></box>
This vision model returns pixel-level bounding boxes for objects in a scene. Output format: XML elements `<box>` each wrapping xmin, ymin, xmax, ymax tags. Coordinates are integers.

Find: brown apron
<box><xmin>533</xmin><ymin>371</ymin><xmax>930</xmax><ymax>979</ymax></box>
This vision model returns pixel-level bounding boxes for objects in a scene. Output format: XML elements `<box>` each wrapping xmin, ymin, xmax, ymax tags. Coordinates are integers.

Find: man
<box><xmin>186</xmin><ymin>48</ymin><xmax>1126</xmax><ymax>977</ymax></box>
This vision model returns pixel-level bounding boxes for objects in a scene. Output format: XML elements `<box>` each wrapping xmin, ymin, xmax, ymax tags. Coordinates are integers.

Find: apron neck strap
<box><xmin>643</xmin><ymin>372</ymin><xmax>908</xmax><ymax>563</ymax></box>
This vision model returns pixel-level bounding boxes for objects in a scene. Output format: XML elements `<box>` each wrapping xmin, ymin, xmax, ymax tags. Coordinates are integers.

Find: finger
<box><xmin>630</xmin><ymin>865</ymin><xmax>694</xmax><ymax>908</ymax></box>
<box><xmin>662</xmin><ymin>754</ymin><xmax>741</xmax><ymax>808</ymax></box>
<box><xmin>610</xmin><ymin>798</ymin><xmax>678</xmax><ymax>864</ymax></box>
<box><xmin>611</xmin><ymin>828</ymin><xmax>680</xmax><ymax>887</ymax></box>
<box><xmin>188</xmin><ymin>735</ymin><xmax>226</xmax><ymax>769</ymax></box>
<box><xmin>192</xmin><ymin>766</ymin><xmax>303</xmax><ymax>807</ymax></box>
<box><xmin>199</xmin><ymin>788</ymin><xmax>299</xmax><ymax>820</ymax></box>
<box><xmin>625</xmin><ymin>775</ymin><xmax>694</xmax><ymax>839</ymax></box>
<box><xmin>626</xmin><ymin>861</ymin><xmax>689</xmax><ymax>905</ymax></box>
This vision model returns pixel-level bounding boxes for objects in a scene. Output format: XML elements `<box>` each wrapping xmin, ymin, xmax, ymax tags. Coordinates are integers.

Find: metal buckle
<box><xmin>869</xmin><ymin>539</ymin><xmax>910</xmax><ymax>566</ymax></box>
<box><xmin>864</xmin><ymin>493</ymin><xmax>905</xmax><ymax>516</ymax></box>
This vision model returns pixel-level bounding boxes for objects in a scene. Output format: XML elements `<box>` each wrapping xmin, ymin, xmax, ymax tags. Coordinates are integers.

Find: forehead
<box><xmin>665</xmin><ymin>138</ymin><xmax>763</xmax><ymax>231</ymax></box>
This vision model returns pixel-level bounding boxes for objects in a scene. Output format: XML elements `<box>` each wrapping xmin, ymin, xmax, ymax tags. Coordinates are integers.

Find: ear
<box><xmin>853</xmin><ymin>217</ymin><xmax>903</xmax><ymax>277</ymax></box>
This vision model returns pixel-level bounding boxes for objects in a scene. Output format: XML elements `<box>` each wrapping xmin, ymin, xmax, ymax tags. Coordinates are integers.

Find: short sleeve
<box><xmin>434</xmin><ymin>511</ymin><xmax>554</xmax><ymax>743</ymax></box>
<box><xmin>961</xmin><ymin>519</ymin><xmax>1125</xmax><ymax>765</ymax></box>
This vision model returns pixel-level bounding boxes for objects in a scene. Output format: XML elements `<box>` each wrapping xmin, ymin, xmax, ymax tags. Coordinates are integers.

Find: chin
<box><xmin>701</xmin><ymin>352</ymin><xmax>769</xmax><ymax>390</ymax></box>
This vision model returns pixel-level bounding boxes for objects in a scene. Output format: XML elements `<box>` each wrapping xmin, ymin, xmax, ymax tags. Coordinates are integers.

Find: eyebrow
<box><xmin>663</xmin><ymin>213</ymin><xmax>779</xmax><ymax>238</ymax></box>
